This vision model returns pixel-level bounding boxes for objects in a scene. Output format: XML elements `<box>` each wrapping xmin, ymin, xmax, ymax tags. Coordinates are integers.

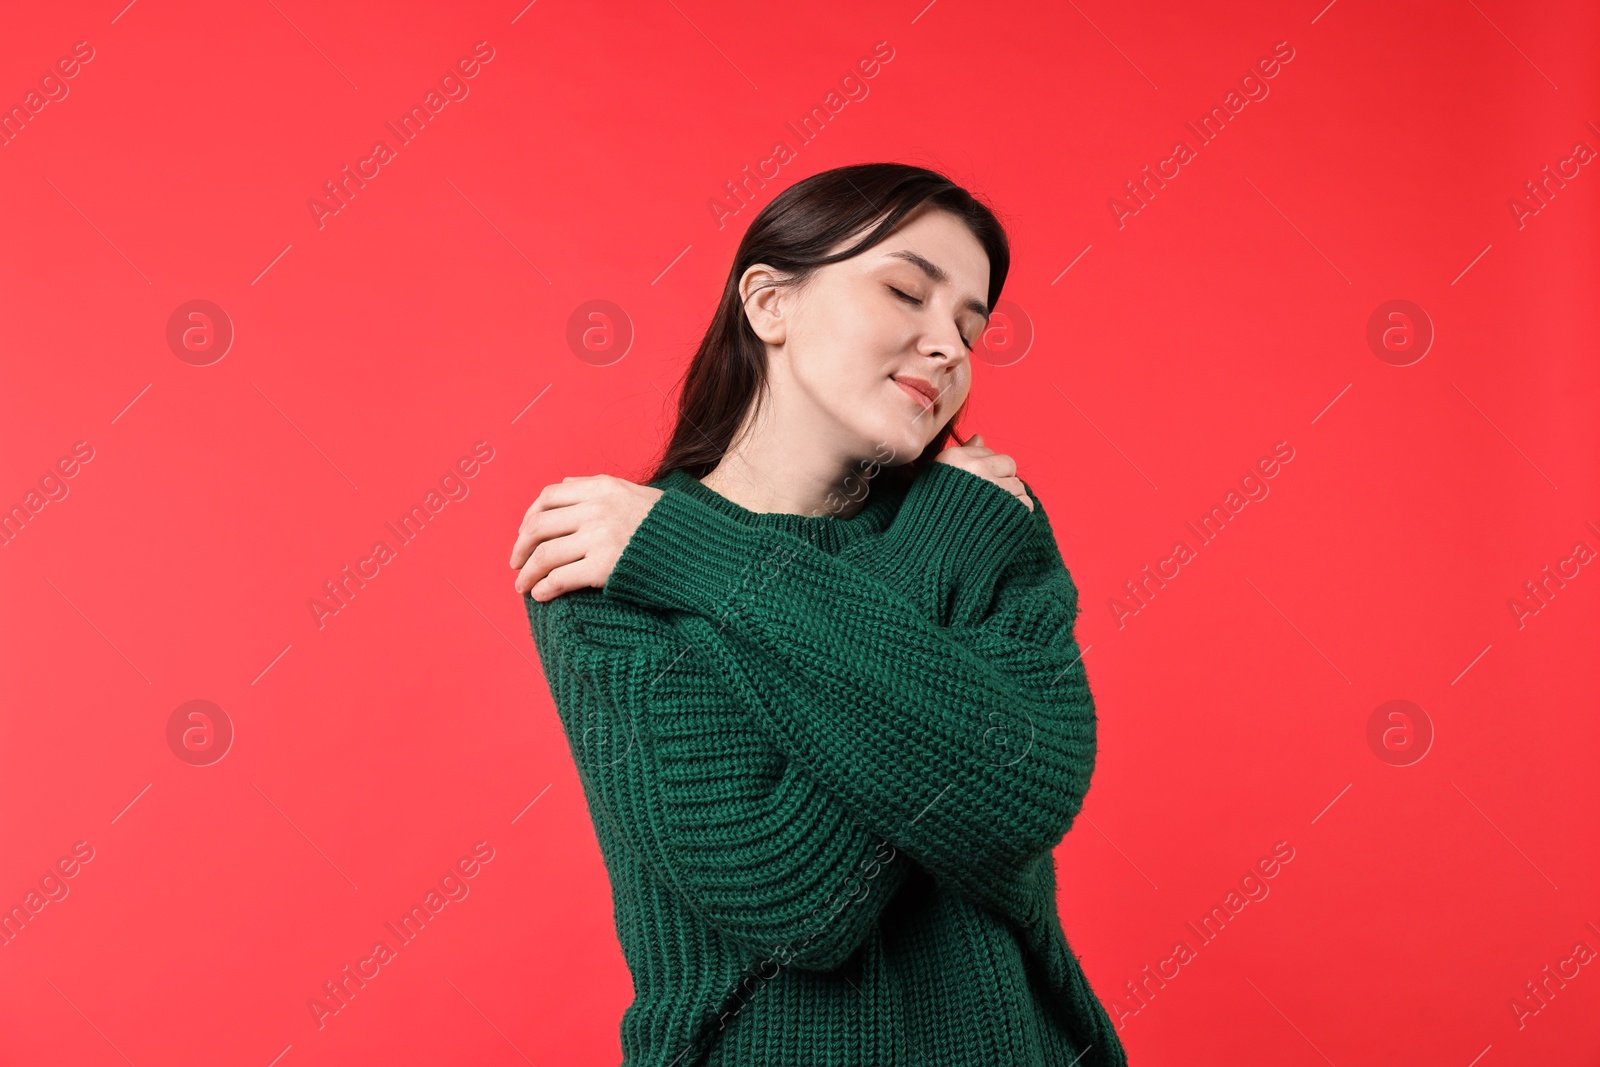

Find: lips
<box><xmin>892</xmin><ymin>375</ymin><xmax>939</xmax><ymax>413</ymax></box>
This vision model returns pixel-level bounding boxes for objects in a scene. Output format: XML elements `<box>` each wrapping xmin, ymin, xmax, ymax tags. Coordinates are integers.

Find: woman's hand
<box><xmin>934</xmin><ymin>433</ymin><xmax>1034</xmax><ymax>512</ymax></box>
<box><xmin>510</xmin><ymin>474</ymin><xmax>664</xmax><ymax>601</ymax></box>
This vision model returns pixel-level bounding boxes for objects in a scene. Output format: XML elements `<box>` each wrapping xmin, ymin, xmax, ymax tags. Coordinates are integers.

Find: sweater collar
<box><xmin>656</xmin><ymin>466</ymin><xmax>905</xmax><ymax>550</ymax></box>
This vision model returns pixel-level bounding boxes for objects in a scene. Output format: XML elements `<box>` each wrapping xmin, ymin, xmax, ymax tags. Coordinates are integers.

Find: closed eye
<box><xmin>889</xmin><ymin>286</ymin><xmax>975</xmax><ymax>350</ymax></box>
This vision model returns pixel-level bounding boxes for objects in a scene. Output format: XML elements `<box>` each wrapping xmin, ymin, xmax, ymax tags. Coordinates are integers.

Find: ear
<box><xmin>738</xmin><ymin>264</ymin><xmax>790</xmax><ymax>345</ymax></box>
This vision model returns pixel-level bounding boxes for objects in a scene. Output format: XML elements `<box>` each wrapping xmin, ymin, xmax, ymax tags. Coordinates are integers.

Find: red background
<box><xmin>2</xmin><ymin>0</ymin><xmax>1596</xmax><ymax>1064</ymax></box>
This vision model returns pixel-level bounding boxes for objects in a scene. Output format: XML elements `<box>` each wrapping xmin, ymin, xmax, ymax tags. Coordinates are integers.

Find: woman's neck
<box><xmin>700</xmin><ymin>444</ymin><xmax>870</xmax><ymax>520</ymax></box>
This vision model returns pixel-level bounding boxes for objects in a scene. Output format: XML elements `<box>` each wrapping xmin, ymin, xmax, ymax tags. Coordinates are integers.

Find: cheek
<box><xmin>792</xmin><ymin>315</ymin><xmax>897</xmax><ymax>407</ymax></box>
<box><xmin>948</xmin><ymin>373</ymin><xmax>973</xmax><ymax>411</ymax></box>
<box><xmin>792</xmin><ymin>347</ymin><xmax>878</xmax><ymax>412</ymax></box>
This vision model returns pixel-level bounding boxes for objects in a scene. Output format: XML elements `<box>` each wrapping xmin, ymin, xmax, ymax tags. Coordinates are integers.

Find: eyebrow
<box><xmin>885</xmin><ymin>250</ymin><xmax>990</xmax><ymax>320</ymax></box>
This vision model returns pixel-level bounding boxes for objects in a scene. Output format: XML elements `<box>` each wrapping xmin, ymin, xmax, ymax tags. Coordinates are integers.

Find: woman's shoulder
<box><xmin>523</xmin><ymin>586</ymin><xmax>679</xmax><ymax>658</ymax></box>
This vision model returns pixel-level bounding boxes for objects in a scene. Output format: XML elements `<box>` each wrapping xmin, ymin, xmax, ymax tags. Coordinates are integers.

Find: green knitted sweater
<box><xmin>522</xmin><ymin>461</ymin><xmax>1127</xmax><ymax>1067</ymax></box>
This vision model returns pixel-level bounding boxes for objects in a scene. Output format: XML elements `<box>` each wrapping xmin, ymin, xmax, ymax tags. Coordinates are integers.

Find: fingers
<box><xmin>510</xmin><ymin>516</ymin><xmax>558</xmax><ymax>570</ymax></box>
<box><xmin>997</xmin><ymin>476</ymin><xmax>1034</xmax><ymax>511</ymax></box>
<box><xmin>946</xmin><ymin>432</ymin><xmax>997</xmax><ymax>461</ymax></box>
<box><xmin>937</xmin><ymin>442</ymin><xmax>992</xmax><ymax>465</ymax></box>
<box><xmin>979</xmin><ymin>452</ymin><xmax>1017</xmax><ymax>479</ymax></box>
<box><xmin>515</xmin><ymin>530</ymin><xmax>590</xmax><ymax>596</ymax></box>
<box><xmin>530</xmin><ymin>479</ymin><xmax>597</xmax><ymax>513</ymax></box>
<box><xmin>956</xmin><ymin>452</ymin><xmax>1016</xmax><ymax>481</ymax></box>
<box><xmin>934</xmin><ymin>443</ymin><xmax>1032</xmax><ymax>512</ymax></box>
<box><xmin>509</xmin><ymin>482</ymin><xmax>589</xmax><ymax>568</ymax></box>
<box><xmin>528</xmin><ymin>558</ymin><xmax>602</xmax><ymax>602</ymax></box>
<box><xmin>935</xmin><ymin>447</ymin><xmax>1016</xmax><ymax>481</ymax></box>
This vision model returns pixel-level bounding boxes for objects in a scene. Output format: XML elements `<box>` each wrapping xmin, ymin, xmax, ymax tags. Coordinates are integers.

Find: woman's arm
<box><xmin>601</xmin><ymin>463</ymin><xmax>1097</xmax><ymax>929</ymax></box>
<box><xmin>525</xmin><ymin>588</ymin><xmax>909</xmax><ymax>971</ymax></box>
<box><xmin>838</xmin><ymin>460</ymin><xmax>1042</xmax><ymax>628</ymax></box>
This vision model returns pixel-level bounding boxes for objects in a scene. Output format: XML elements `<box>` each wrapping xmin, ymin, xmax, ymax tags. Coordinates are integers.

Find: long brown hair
<box><xmin>645</xmin><ymin>162</ymin><xmax>1011</xmax><ymax>501</ymax></box>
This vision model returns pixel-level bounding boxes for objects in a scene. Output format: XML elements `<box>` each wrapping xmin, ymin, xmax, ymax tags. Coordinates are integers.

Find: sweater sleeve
<box><xmin>837</xmin><ymin>461</ymin><xmax>1046</xmax><ymax>628</ymax></box>
<box><xmin>600</xmin><ymin>465</ymin><xmax>1098</xmax><ymax>929</ymax></box>
<box><xmin>524</xmin><ymin>587</ymin><xmax>910</xmax><ymax>971</ymax></box>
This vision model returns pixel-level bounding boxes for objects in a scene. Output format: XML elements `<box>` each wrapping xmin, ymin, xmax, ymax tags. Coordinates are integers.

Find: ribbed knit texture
<box><xmin>523</xmin><ymin>461</ymin><xmax>1127</xmax><ymax>1067</ymax></box>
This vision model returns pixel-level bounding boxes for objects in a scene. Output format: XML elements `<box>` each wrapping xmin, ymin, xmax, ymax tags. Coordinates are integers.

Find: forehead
<box><xmin>848</xmin><ymin>209</ymin><xmax>990</xmax><ymax>314</ymax></box>
<box><xmin>846</xmin><ymin>208</ymin><xmax>983</xmax><ymax>263</ymax></box>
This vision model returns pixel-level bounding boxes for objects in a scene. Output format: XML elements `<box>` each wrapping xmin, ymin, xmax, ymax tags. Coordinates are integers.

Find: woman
<box><xmin>509</xmin><ymin>162</ymin><xmax>1126</xmax><ymax>1067</ymax></box>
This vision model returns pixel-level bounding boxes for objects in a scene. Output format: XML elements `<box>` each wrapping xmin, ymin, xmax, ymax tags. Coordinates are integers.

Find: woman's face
<box><xmin>740</xmin><ymin>205</ymin><xmax>991</xmax><ymax>469</ymax></box>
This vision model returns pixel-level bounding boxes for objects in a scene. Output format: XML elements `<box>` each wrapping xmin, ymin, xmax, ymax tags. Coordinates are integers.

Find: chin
<box><xmin>863</xmin><ymin>415</ymin><xmax>932</xmax><ymax>466</ymax></box>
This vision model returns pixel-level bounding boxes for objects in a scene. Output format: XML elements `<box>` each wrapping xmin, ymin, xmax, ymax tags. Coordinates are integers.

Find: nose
<box><xmin>923</xmin><ymin>321</ymin><xmax>968</xmax><ymax>365</ymax></box>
